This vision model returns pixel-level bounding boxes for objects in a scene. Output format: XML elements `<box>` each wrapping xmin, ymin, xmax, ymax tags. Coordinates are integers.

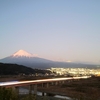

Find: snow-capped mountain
<box><xmin>12</xmin><ymin>50</ymin><xmax>33</xmax><ymax>57</ymax></box>
<box><xmin>0</xmin><ymin>50</ymin><xmax>97</xmax><ymax>69</ymax></box>
<box><xmin>0</xmin><ymin>50</ymin><xmax>54</xmax><ymax>69</ymax></box>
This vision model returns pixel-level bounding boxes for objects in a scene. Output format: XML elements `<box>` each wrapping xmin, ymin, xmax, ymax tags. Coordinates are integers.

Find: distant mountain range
<box><xmin>0</xmin><ymin>50</ymin><xmax>98</xmax><ymax>69</ymax></box>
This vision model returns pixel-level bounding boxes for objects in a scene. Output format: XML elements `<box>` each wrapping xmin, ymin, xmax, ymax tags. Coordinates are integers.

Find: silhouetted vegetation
<box><xmin>0</xmin><ymin>63</ymin><xmax>51</xmax><ymax>75</ymax></box>
<box><xmin>0</xmin><ymin>87</ymin><xmax>18</xmax><ymax>100</ymax></box>
<box><xmin>20</xmin><ymin>94</ymin><xmax>36</xmax><ymax>100</ymax></box>
<box><xmin>0</xmin><ymin>87</ymin><xmax>67</xmax><ymax>100</ymax></box>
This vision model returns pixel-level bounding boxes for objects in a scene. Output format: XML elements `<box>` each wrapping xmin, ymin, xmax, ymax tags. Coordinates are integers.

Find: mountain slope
<box><xmin>0</xmin><ymin>63</ymin><xmax>51</xmax><ymax>75</ymax></box>
<box><xmin>0</xmin><ymin>50</ymin><xmax>98</xmax><ymax>69</ymax></box>
<box><xmin>0</xmin><ymin>50</ymin><xmax>54</xmax><ymax>69</ymax></box>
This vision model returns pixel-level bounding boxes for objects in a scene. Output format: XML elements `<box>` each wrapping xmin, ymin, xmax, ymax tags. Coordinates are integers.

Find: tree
<box><xmin>0</xmin><ymin>87</ymin><xmax>18</xmax><ymax>100</ymax></box>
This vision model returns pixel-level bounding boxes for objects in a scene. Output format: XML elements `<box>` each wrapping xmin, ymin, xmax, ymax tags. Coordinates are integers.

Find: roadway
<box><xmin>0</xmin><ymin>76</ymin><xmax>90</xmax><ymax>87</ymax></box>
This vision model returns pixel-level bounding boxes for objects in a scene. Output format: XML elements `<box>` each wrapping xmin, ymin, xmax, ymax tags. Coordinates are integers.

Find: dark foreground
<box><xmin>0</xmin><ymin>76</ymin><xmax>100</xmax><ymax>100</ymax></box>
<box><xmin>19</xmin><ymin>94</ymin><xmax>69</xmax><ymax>100</ymax></box>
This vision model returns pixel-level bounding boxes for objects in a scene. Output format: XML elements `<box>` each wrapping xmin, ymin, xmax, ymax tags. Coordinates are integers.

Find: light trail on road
<box><xmin>0</xmin><ymin>76</ymin><xmax>90</xmax><ymax>87</ymax></box>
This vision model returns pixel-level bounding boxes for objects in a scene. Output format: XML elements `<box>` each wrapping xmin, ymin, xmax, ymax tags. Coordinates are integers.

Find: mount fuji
<box><xmin>0</xmin><ymin>50</ymin><xmax>97</xmax><ymax>69</ymax></box>
<box><xmin>0</xmin><ymin>50</ymin><xmax>54</xmax><ymax>69</ymax></box>
<box><xmin>11</xmin><ymin>49</ymin><xmax>34</xmax><ymax>57</ymax></box>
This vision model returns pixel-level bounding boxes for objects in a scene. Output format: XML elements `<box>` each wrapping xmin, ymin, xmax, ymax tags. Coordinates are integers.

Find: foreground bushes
<box><xmin>0</xmin><ymin>87</ymin><xmax>18</xmax><ymax>100</ymax></box>
<box><xmin>0</xmin><ymin>87</ymin><xmax>49</xmax><ymax>100</ymax></box>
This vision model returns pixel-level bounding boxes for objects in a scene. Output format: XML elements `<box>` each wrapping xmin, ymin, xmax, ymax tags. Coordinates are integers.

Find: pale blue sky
<box><xmin>0</xmin><ymin>0</ymin><xmax>100</xmax><ymax>64</ymax></box>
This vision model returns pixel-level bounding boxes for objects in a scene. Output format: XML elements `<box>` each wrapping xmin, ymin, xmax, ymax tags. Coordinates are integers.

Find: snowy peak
<box><xmin>12</xmin><ymin>50</ymin><xmax>33</xmax><ymax>57</ymax></box>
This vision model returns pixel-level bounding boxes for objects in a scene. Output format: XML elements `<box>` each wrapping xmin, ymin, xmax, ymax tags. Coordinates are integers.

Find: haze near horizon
<box><xmin>0</xmin><ymin>0</ymin><xmax>100</xmax><ymax>64</ymax></box>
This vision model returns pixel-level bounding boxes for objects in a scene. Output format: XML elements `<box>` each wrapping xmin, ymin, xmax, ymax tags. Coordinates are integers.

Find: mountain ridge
<box><xmin>0</xmin><ymin>50</ymin><xmax>98</xmax><ymax>69</ymax></box>
<box><xmin>0</xmin><ymin>63</ymin><xmax>51</xmax><ymax>75</ymax></box>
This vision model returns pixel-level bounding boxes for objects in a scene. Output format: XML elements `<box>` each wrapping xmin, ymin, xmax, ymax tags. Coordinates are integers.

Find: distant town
<box><xmin>47</xmin><ymin>67</ymin><xmax>100</xmax><ymax>77</ymax></box>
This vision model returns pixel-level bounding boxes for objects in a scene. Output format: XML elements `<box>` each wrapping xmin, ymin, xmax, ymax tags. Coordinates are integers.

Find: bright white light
<box><xmin>0</xmin><ymin>76</ymin><xmax>90</xmax><ymax>87</ymax></box>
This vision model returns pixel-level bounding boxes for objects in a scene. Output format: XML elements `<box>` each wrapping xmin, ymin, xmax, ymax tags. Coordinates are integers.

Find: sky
<box><xmin>0</xmin><ymin>0</ymin><xmax>100</xmax><ymax>64</ymax></box>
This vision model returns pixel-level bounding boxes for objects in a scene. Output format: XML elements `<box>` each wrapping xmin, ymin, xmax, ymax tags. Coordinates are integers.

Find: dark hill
<box><xmin>0</xmin><ymin>63</ymin><xmax>51</xmax><ymax>75</ymax></box>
